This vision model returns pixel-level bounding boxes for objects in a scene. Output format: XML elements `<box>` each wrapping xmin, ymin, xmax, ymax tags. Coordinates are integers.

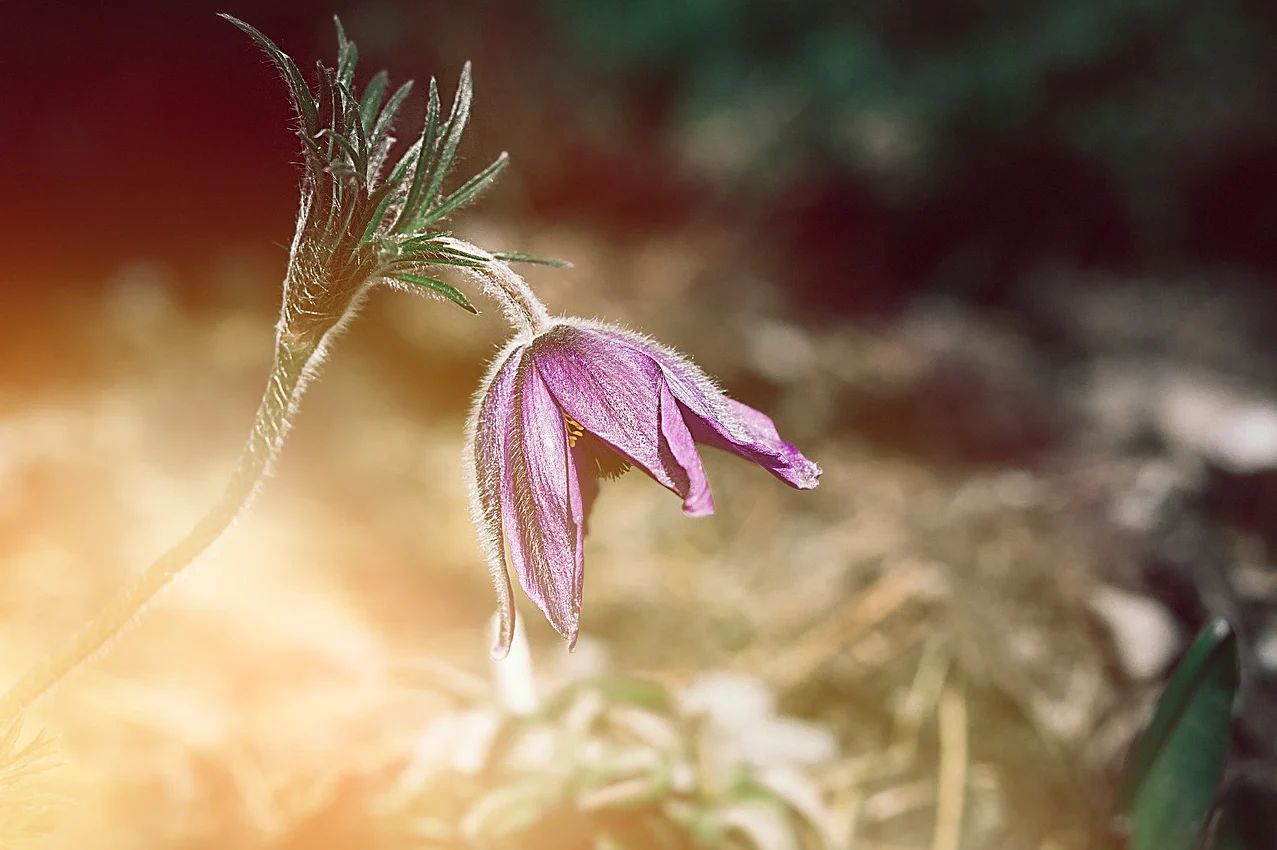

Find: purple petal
<box><xmin>581</xmin><ymin>321</ymin><xmax>821</xmax><ymax>490</ymax></box>
<box><xmin>660</xmin><ymin>380</ymin><xmax>714</xmax><ymax>516</ymax></box>
<box><xmin>686</xmin><ymin>397</ymin><xmax>822</xmax><ymax>490</ymax></box>
<box><xmin>504</xmin><ymin>353</ymin><xmax>584</xmax><ymax>645</ymax></box>
<box><xmin>470</xmin><ymin>343</ymin><xmax>523</xmax><ymax>657</ymax></box>
<box><xmin>532</xmin><ymin>325</ymin><xmax>714</xmax><ymax>516</ymax></box>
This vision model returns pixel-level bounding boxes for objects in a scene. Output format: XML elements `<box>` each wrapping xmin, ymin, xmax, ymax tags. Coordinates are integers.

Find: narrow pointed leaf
<box><xmin>419</xmin><ymin>63</ymin><xmax>473</xmax><ymax>217</ymax></box>
<box><xmin>359</xmin><ymin>69</ymin><xmax>389</xmax><ymax>135</ymax></box>
<box><xmin>333</xmin><ymin>16</ymin><xmax>357</xmax><ymax>90</ymax></box>
<box><xmin>357</xmin><ymin>138</ymin><xmax>422</xmax><ymax>246</ymax></box>
<box><xmin>358</xmin><ymin>191</ymin><xmax>398</xmax><ymax>247</ymax></box>
<box><xmin>400</xmin><ymin>230</ymin><xmax>453</xmax><ymax>247</ymax></box>
<box><xmin>395</xmin><ymin>242</ymin><xmax>490</xmax><ymax>266</ymax></box>
<box><xmin>383</xmin><ymin>137</ymin><xmax>423</xmax><ymax>187</ymax></box>
<box><xmin>368</xmin><ymin>80</ymin><xmax>414</xmax><ymax>154</ymax></box>
<box><xmin>436</xmin><ymin>244</ymin><xmax>491</xmax><ymax>263</ymax></box>
<box><xmin>417</xmin><ymin>152</ymin><xmax>509</xmax><ymax>227</ymax></box>
<box><xmin>422</xmin><ymin>77</ymin><xmax>443</xmax><ymax>159</ymax></box>
<box><xmin>394</xmin><ymin>232</ymin><xmax>452</xmax><ymax>255</ymax></box>
<box><xmin>492</xmin><ymin>251</ymin><xmax>573</xmax><ymax>269</ymax></box>
<box><xmin>334</xmin><ymin>79</ymin><xmax>368</xmax><ymax>165</ymax></box>
<box><xmin>298</xmin><ymin>130</ymin><xmax>324</xmax><ymax>161</ymax></box>
<box><xmin>315</xmin><ymin>129</ymin><xmax>359</xmax><ymax>163</ymax></box>
<box><xmin>1120</xmin><ymin>617</ymin><xmax>1238</xmax><ymax>850</ymax></box>
<box><xmin>391</xmin><ymin>78</ymin><xmax>442</xmax><ymax>233</ymax></box>
<box><xmin>387</xmin><ymin>273</ymin><xmax>477</xmax><ymax>312</ymax></box>
<box><xmin>314</xmin><ymin>63</ymin><xmax>338</xmax><ymax>158</ymax></box>
<box><xmin>387</xmin><ymin>250</ymin><xmax>485</xmax><ymax>270</ymax></box>
<box><xmin>221</xmin><ymin>14</ymin><xmax>318</xmax><ymax>134</ymax></box>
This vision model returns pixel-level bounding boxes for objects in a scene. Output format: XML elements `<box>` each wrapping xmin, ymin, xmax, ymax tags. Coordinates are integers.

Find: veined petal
<box><xmin>579</xmin><ymin>320</ymin><xmax>821</xmax><ymax>490</ymax></box>
<box><xmin>532</xmin><ymin>324</ymin><xmax>714</xmax><ymax>516</ymax></box>
<box><xmin>687</xmin><ymin>397</ymin><xmax>822</xmax><ymax>490</ymax></box>
<box><xmin>660</xmin><ymin>380</ymin><xmax>714</xmax><ymax>516</ymax></box>
<box><xmin>467</xmin><ymin>340</ymin><xmax>524</xmax><ymax>657</ymax></box>
<box><xmin>505</xmin><ymin>353</ymin><xmax>584</xmax><ymax>644</ymax></box>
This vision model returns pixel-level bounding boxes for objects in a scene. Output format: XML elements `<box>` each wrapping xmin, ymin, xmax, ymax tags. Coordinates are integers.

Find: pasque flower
<box><xmin>468</xmin><ymin>316</ymin><xmax>821</xmax><ymax>656</ymax></box>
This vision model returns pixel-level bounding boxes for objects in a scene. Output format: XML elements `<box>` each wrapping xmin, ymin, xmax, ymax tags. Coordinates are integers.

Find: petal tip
<box><xmin>490</xmin><ymin>636</ymin><xmax>512</xmax><ymax>660</ymax></box>
<box><xmin>489</xmin><ymin>608</ymin><xmax>515</xmax><ymax>659</ymax></box>
<box><xmin>682</xmin><ymin>498</ymin><xmax>716</xmax><ymax>518</ymax></box>
<box><xmin>797</xmin><ymin>461</ymin><xmax>822</xmax><ymax>489</ymax></box>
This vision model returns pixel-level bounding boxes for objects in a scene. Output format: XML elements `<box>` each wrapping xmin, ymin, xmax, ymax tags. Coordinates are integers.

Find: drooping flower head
<box><xmin>467</xmin><ymin>317</ymin><xmax>821</xmax><ymax>657</ymax></box>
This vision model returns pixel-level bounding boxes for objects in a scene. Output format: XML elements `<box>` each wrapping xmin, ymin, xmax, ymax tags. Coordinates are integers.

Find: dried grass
<box><xmin>0</xmin><ymin>225</ymin><xmax>1131</xmax><ymax>849</ymax></box>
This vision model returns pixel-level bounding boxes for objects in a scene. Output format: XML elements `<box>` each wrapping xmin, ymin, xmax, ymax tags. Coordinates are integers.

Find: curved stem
<box><xmin>0</xmin><ymin>331</ymin><xmax>321</xmax><ymax>720</ymax></box>
<box><xmin>444</xmin><ymin>238</ymin><xmax>551</xmax><ymax>336</ymax></box>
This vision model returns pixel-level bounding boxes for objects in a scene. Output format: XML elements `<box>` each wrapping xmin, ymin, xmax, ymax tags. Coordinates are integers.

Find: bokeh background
<box><xmin>4</xmin><ymin>0</ymin><xmax>1277</xmax><ymax>847</ymax></box>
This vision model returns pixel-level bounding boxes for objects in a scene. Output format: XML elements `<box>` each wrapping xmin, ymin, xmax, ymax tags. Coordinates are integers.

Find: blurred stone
<box><xmin>681</xmin><ymin>671</ymin><xmax>774</xmax><ymax>724</ymax></box>
<box><xmin>1087</xmin><ymin>585</ymin><xmax>1180</xmax><ymax>681</ymax></box>
<box><xmin>1158</xmin><ymin>372</ymin><xmax>1277</xmax><ymax>472</ymax></box>
<box><xmin>1256</xmin><ymin>627</ymin><xmax>1277</xmax><ymax>672</ymax></box>
<box><xmin>1109</xmin><ymin>460</ymin><xmax>1191</xmax><ymax>534</ymax></box>
<box><xmin>681</xmin><ymin>672</ymin><xmax>837</xmax><ymax>772</ymax></box>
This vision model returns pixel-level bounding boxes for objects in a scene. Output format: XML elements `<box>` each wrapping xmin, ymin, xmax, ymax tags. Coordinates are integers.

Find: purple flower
<box><xmin>467</xmin><ymin>317</ymin><xmax>821</xmax><ymax>655</ymax></box>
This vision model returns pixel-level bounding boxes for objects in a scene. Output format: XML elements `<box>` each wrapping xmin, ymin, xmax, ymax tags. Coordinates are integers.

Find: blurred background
<box><xmin>4</xmin><ymin>0</ymin><xmax>1277</xmax><ymax>847</ymax></box>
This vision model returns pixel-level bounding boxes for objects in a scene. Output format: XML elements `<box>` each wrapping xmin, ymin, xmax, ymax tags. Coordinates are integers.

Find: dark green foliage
<box><xmin>546</xmin><ymin>0</ymin><xmax>1277</xmax><ymax>248</ymax></box>
<box><xmin>221</xmin><ymin>14</ymin><xmax>514</xmax><ymax>312</ymax></box>
<box><xmin>1118</xmin><ymin>618</ymin><xmax>1239</xmax><ymax>850</ymax></box>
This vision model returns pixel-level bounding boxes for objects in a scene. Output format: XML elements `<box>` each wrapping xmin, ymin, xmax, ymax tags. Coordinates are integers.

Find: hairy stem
<box><xmin>444</xmin><ymin>238</ymin><xmax>551</xmax><ymax>336</ymax></box>
<box><xmin>0</xmin><ymin>325</ymin><xmax>324</xmax><ymax>720</ymax></box>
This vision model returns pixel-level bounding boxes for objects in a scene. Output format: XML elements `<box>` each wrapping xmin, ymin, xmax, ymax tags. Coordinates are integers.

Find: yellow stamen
<box><xmin>564</xmin><ymin>412</ymin><xmax>585</xmax><ymax>448</ymax></box>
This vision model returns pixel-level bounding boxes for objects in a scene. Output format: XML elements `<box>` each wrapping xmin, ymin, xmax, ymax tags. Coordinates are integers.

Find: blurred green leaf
<box><xmin>1120</xmin><ymin>617</ymin><xmax>1238</xmax><ymax>850</ymax></box>
<box><xmin>544</xmin><ymin>677</ymin><xmax>679</xmax><ymax>717</ymax></box>
<box><xmin>460</xmin><ymin>778</ymin><xmax>558</xmax><ymax>841</ymax></box>
<box><xmin>718</xmin><ymin>799</ymin><xmax>800</xmax><ymax>850</ymax></box>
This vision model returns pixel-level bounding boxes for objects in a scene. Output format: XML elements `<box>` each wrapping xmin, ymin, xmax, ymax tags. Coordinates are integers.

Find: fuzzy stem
<box><xmin>444</xmin><ymin>238</ymin><xmax>551</xmax><ymax>335</ymax></box>
<box><xmin>0</xmin><ymin>324</ymin><xmax>325</xmax><ymax>721</ymax></box>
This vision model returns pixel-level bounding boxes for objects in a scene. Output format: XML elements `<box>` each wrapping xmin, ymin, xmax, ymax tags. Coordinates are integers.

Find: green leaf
<box><xmin>717</xmin><ymin>799</ymin><xmax>800</xmax><ymax>850</ymax></box>
<box><xmin>543</xmin><ymin>676</ymin><xmax>678</xmax><ymax>717</ymax></box>
<box><xmin>460</xmin><ymin>779</ymin><xmax>559</xmax><ymax>841</ymax></box>
<box><xmin>334</xmin><ymin>79</ymin><xmax>368</xmax><ymax>165</ymax></box>
<box><xmin>391</xmin><ymin>240</ymin><xmax>490</xmax><ymax>268</ymax></box>
<box><xmin>313</xmin><ymin>64</ymin><xmax>338</xmax><ymax>159</ymax></box>
<box><xmin>423</xmin><ymin>152</ymin><xmax>510</xmax><ymax>225</ymax></box>
<box><xmin>492</xmin><ymin>251</ymin><xmax>574</xmax><ymax>269</ymax></box>
<box><xmin>1120</xmin><ymin>617</ymin><xmax>1239</xmax><ymax>850</ymax></box>
<box><xmin>391</xmin><ymin>78</ymin><xmax>442</xmax><ymax>233</ymax></box>
<box><xmin>315</xmin><ymin>129</ymin><xmax>359</xmax><ymax>163</ymax></box>
<box><xmin>386</xmin><ymin>273</ymin><xmax>477</xmax><ymax>312</ymax></box>
<box><xmin>399</xmin><ymin>230</ymin><xmax>453</xmax><ymax>247</ymax></box>
<box><xmin>422</xmin><ymin>77</ymin><xmax>444</xmax><ymax>169</ymax></box>
<box><xmin>419</xmin><ymin>63</ymin><xmax>473</xmax><ymax>217</ymax></box>
<box><xmin>333</xmin><ymin>16</ymin><xmax>357</xmax><ymax>91</ymax></box>
<box><xmin>430</xmin><ymin>245</ymin><xmax>492</xmax><ymax>266</ymax></box>
<box><xmin>220</xmin><ymin>14</ymin><xmax>318</xmax><ymax>134</ymax></box>
<box><xmin>356</xmin><ymin>141</ymin><xmax>422</xmax><ymax>246</ymax></box>
<box><xmin>368</xmin><ymin>80</ymin><xmax>415</xmax><ymax>156</ymax></box>
<box><xmin>359</xmin><ymin>69</ymin><xmax>389</xmax><ymax>136</ymax></box>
